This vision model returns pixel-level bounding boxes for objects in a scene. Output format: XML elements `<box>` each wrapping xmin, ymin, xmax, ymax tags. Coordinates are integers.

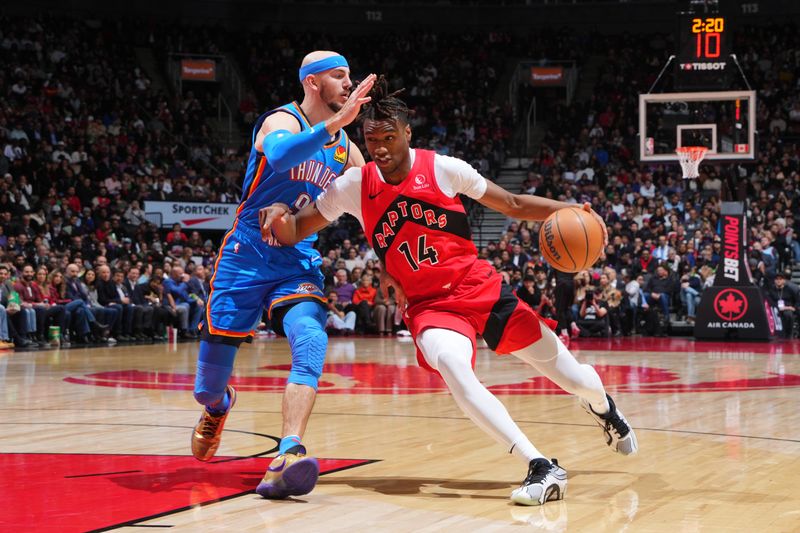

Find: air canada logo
<box><xmin>714</xmin><ymin>288</ymin><xmax>748</xmax><ymax>321</ymax></box>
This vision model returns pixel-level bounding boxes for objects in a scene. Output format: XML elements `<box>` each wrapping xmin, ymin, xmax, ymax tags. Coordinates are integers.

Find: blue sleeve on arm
<box><xmin>262</xmin><ymin>122</ymin><xmax>332</xmax><ymax>173</ymax></box>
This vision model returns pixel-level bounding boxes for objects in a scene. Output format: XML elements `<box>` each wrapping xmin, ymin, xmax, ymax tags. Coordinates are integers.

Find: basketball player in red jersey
<box><xmin>260</xmin><ymin>78</ymin><xmax>637</xmax><ymax>506</ymax></box>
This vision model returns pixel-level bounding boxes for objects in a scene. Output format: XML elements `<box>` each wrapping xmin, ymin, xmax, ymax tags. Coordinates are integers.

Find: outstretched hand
<box><xmin>379</xmin><ymin>267</ymin><xmax>406</xmax><ymax>310</ymax></box>
<box><xmin>325</xmin><ymin>73</ymin><xmax>377</xmax><ymax>134</ymax></box>
<box><xmin>259</xmin><ymin>203</ymin><xmax>290</xmax><ymax>242</ymax></box>
<box><xmin>582</xmin><ymin>202</ymin><xmax>608</xmax><ymax>248</ymax></box>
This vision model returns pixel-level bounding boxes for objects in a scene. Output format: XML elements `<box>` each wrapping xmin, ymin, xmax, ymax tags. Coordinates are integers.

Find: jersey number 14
<box><xmin>397</xmin><ymin>235</ymin><xmax>439</xmax><ymax>271</ymax></box>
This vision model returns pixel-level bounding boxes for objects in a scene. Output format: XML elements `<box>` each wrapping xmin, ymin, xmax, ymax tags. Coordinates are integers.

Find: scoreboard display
<box><xmin>676</xmin><ymin>12</ymin><xmax>730</xmax><ymax>89</ymax></box>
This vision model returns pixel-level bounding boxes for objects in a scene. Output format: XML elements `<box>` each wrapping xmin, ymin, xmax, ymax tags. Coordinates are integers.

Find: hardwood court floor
<box><xmin>2</xmin><ymin>335</ymin><xmax>800</xmax><ymax>532</ymax></box>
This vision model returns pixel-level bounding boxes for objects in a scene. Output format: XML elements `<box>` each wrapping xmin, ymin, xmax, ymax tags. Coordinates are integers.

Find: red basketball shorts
<box><xmin>404</xmin><ymin>260</ymin><xmax>557</xmax><ymax>372</ymax></box>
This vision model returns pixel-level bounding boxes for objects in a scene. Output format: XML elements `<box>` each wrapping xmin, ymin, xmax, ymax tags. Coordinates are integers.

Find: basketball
<box><xmin>539</xmin><ymin>207</ymin><xmax>604</xmax><ymax>273</ymax></box>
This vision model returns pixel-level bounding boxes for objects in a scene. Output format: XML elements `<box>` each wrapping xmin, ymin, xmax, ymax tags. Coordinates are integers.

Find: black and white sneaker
<box><xmin>510</xmin><ymin>458</ymin><xmax>567</xmax><ymax>506</ymax></box>
<box><xmin>580</xmin><ymin>394</ymin><xmax>638</xmax><ymax>455</ymax></box>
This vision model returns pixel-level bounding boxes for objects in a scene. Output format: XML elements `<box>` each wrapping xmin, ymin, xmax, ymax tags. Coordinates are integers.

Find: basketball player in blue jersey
<box><xmin>190</xmin><ymin>50</ymin><xmax>376</xmax><ymax>499</ymax></box>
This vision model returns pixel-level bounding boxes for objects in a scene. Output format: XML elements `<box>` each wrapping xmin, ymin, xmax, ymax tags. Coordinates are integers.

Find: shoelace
<box><xmin>522</xmin><ymin>459</ymin><xmax>553</xmax><ymax>486</ymax></box>
<box><xmin>603</xmin><ymin>409</ymin><xmax>630</xmax><ymax>438</ymax></box>
<box><xmin>201</xmin><ymin>413</ymin><xmax>222</xmax><ymax>439</ymax></box>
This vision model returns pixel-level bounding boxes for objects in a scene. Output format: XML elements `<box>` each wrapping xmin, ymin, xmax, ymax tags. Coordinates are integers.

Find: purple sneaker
<box><xmin>256</xmin><ymin>445</ymin><xmax>320</xmax><ymax>499</ymax></box>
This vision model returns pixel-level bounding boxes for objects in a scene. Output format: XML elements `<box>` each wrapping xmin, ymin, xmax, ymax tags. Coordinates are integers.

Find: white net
<box><xmin>676</xmin><ymin>146</ymin><xmax>708</xmax><ymax>179</ymax></box>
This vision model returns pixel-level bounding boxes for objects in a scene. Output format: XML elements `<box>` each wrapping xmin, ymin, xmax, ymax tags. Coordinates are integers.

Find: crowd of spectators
<box><xmin>492</xmin><ymin>25</ymin><xmax>800</xmax><ymax>339</ymax></box>
<box><xmin>1</xmin><ymin>14</ymin><xmax>798</xmax><ymax>348</ymax></box>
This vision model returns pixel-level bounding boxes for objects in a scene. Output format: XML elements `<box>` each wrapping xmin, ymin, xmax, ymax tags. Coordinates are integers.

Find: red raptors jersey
<box><xmin>361</xmin><ymin>149</ymin><xmax>478</xmax><ymax>303</ymax></box>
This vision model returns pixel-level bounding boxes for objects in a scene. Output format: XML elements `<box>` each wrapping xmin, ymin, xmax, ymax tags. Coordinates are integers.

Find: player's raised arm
<box><xmin>255</xmin><ymin>73</ymin><xmax>376</xmax><ymax>173</ymax></box>
<box><xmin>476</xmin><ymin>180</ymin><xmax>608</xmax><ymax>245</ymax></box>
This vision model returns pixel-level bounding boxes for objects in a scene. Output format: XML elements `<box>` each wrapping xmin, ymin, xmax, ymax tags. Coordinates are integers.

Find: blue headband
<box><xmin>298</xmin><ymin>55</ymin><xmax>349</xmax><ymax>81</ymax></box>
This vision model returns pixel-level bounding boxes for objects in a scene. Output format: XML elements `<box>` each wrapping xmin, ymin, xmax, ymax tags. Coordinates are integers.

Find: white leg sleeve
<box><xmin>417</xmin><ymin>328</ymin><xmax>544</xmax><ymax>464</ymax></box>
<box><xmin>512</xmin><ymin>324</ymin><xmax>610</xmax><ymax>414</ymax></box>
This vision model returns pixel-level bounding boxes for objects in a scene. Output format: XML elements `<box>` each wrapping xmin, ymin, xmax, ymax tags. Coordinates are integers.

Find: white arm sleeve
<box><xmin>433</xmin><ymin>154</ymin><xmax>488</xmax><ymax>199</ymax></box>
<box><xmin>315</xmin><ymin>167</ymin><xmax>364</xmax><ymax>226</ymax></box>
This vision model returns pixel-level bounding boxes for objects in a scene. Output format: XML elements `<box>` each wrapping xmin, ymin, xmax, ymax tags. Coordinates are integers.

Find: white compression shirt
<box><xmin>316</xmin><ymin>149</ymin><xmax>488</xmax><ymax>226</ymax></box>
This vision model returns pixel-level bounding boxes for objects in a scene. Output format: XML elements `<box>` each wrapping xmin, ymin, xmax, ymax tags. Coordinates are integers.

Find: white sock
<box><xmin>417</xmin><ymin>328</ymin><xmax>545</xmax><ymax>464</ymax></box>
<box><xmin>513</xmin><ymin>324</ymin><xmax>610</xmax><ymax>414</ymax></box>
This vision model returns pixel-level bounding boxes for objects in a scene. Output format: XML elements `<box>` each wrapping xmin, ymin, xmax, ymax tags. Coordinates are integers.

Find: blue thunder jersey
<box><xmin>236</xmin><ymin>101</ymin><xmax>350</xmax><ymax>251</ymax></box>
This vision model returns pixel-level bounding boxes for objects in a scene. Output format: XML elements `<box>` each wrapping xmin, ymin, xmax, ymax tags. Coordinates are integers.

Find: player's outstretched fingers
<box><xmin>582</xmin><ymin>202</ymin><xmax>608</xmax><ymax>247</ymax></box>
<box><xmin>330</xmin><ymin>74</ymin><xmax>376</xmax><ymax>130</ymax></box>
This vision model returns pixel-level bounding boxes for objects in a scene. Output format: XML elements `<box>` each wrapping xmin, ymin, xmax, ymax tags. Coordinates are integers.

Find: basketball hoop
<box><xmin>675</xmin><ymin>146</ymin><xmax>708</xmax><ymax>179</ymax></box>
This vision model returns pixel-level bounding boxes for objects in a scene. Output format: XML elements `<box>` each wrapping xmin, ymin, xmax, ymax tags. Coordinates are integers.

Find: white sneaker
<box><xmin>511</xmin><ymin>458</ymin><xmax>567</xmax><ymax>506</ymax></box>
<box><xmin>580</xmin><ymin>394</ymin><xmax>638</xmax><ymax>455</ymax></box>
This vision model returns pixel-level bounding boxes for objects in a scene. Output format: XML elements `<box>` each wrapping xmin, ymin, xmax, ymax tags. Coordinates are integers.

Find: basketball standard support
<box><xmin>694</xmin><ymin>202</ymin><xmax>775</xmax><ymax>340</ymax></box>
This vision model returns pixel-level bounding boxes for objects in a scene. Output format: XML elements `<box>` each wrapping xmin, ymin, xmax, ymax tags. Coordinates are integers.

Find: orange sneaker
<box><xmin>191</xmin><ymin>385</ymin><xmax>237</xmax><ymax>461</ymax></box>
<box><xmin>256</xmin><ymin>445</ymin><xmax>320</xmax><ymax>499</ymax></box>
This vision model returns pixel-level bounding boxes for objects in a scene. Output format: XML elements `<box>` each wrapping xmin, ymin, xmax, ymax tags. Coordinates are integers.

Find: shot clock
<box><xmin>676</xmin><ymin>12</ymin><xmax>730</xmax><ymax>89</ymax></box>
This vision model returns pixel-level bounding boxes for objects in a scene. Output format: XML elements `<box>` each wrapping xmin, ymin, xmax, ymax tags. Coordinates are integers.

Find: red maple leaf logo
<box><xmin>714</xmin><ymin>288</ymin><xmax>748</xmax><ymax>321</ymax></box>
<box><xmin>718</xmin><ymin>293</ymin><xmax>743</xmax><ymax>316</ymax></box>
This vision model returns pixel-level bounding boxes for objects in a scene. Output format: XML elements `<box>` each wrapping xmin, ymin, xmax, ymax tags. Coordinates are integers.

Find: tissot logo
<box><xmin>680</xmin><ymin>62</ymin><xmax>727</xmax><ymax>70</ymax></box>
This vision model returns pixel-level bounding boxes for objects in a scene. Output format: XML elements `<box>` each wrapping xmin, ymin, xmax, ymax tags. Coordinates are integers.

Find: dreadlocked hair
<box><xmin>359</xmin><ymin>74</ymin><xmax>408</xmax><ymax>124</ymax></box>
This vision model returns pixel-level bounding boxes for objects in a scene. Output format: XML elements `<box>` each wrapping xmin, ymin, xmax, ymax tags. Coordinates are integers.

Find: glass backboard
<box><xmin>638</xmin><ymin>90</ymin><xmax>756</xmax><ymax>162</ymax></box>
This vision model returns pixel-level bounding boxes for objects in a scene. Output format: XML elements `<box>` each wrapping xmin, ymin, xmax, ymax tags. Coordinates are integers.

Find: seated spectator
<box><xmin>352</xmin><ymin>274</ymin><xmax>382</xmax><ymax>334</ymax></box>
<box><xmin>114</xmin><ymin>269</ymin><xmax>152</xmax><ymax>340</ymax></box>
<box><xmin>679</xmin><ymin>270</ymin><xmax>703</xmax><ymax>324</ymax></box>
<box><xmin>96</xmin><ymin>265</ymin><xmax>135</xmax><ymax>342</ymax></box>
<box><xmin>71</xmin><ymin>265</ymin><xmax>119</xmax><ymax>343</ymax></box>
<box><xmin>16</xmin><ymin>264</ymin><xmax>66</xmax><ymax>346</ymax></box>
<box><xmin>768</xmin><ymin>272</ymin><xmax>798</xmax><ymax>339</ymax></box>
<box><xmin>187</xmin><ymin>265</ymin><xmax>209</xmax><ymax>309</ymax></box>
<box><xmin>645</xmin><ymin>264</ymin><xmax>676</xmax><ymax>320</ymax></box>
<box><xmin>624</xmin><ymin>274</ymin><xmax>650</xmax><ymax>335</ymax></box>
<box><xmin>163</xmin><ymin>264</ymin><xmax>201</xmax><ymax>338</ymax></box>
<box><xmin>332</xmin><ymin>268</ymin><xmax>355</xmax><ymax>307</ymax></box>
<box><xmin>325</xmin><ymin>290</ymin><xmax>356</xmax><ymax>335</ymax></box>
<box><xmin>535</xmin><ymin>285</ymin><xmax>557</xmax><ymax>321</ymax></box>
<box><xmin>0</xmin><ymin>264</ymin><xmax>35</xmax><ymax>347</ymax></box>
<box><xmin>577</xmin><ymin>289</ymin><xmax>610</xmax><ymax>337</ymax></box>
<box><xmin>600</xmin><ymin>273</ymin><xmax>624</xmax><ymax>336</ymax></box>
<box><xmin>132</xmin><ymin>276</ymin><xmax>173</xmax><ymax>340</ymax></box>
<box><xmin>166</xmin><ymin>223</ymin><xmax>188</xmax><ymax>245</ymax></box>
<box><xmin>516</xmin><ymin>275</ymin><xmax>540</xmax><ymax>310</ymax></box>
<box><xmin>48</xmin><ymin>269</ymin><xmax>109</xmax><ymax>344</ymax></box>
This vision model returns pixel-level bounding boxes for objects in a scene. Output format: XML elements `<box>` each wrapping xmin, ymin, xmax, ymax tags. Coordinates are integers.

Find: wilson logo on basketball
<box><xmin>542</xmin><ymin>220</ymin><xmax>561</xmax><ymax>261</ymax></box>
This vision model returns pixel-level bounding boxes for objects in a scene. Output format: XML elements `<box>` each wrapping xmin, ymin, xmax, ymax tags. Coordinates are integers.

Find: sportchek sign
<box><xmin>145</xmin><ymin>201</ymin><xmax>236</xmax><ymax>230</ymax></box>
<box><xmin>694</xmin><ymin>202</ymin><xmax>774</xmax><ymax>340</ymax></box>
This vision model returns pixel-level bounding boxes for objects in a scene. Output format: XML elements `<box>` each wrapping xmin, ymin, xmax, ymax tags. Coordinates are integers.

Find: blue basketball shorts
<box><xmin>203</xmin><ymin>223</ymin><xmax>325</xmax><ymax>339</ymax></box>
